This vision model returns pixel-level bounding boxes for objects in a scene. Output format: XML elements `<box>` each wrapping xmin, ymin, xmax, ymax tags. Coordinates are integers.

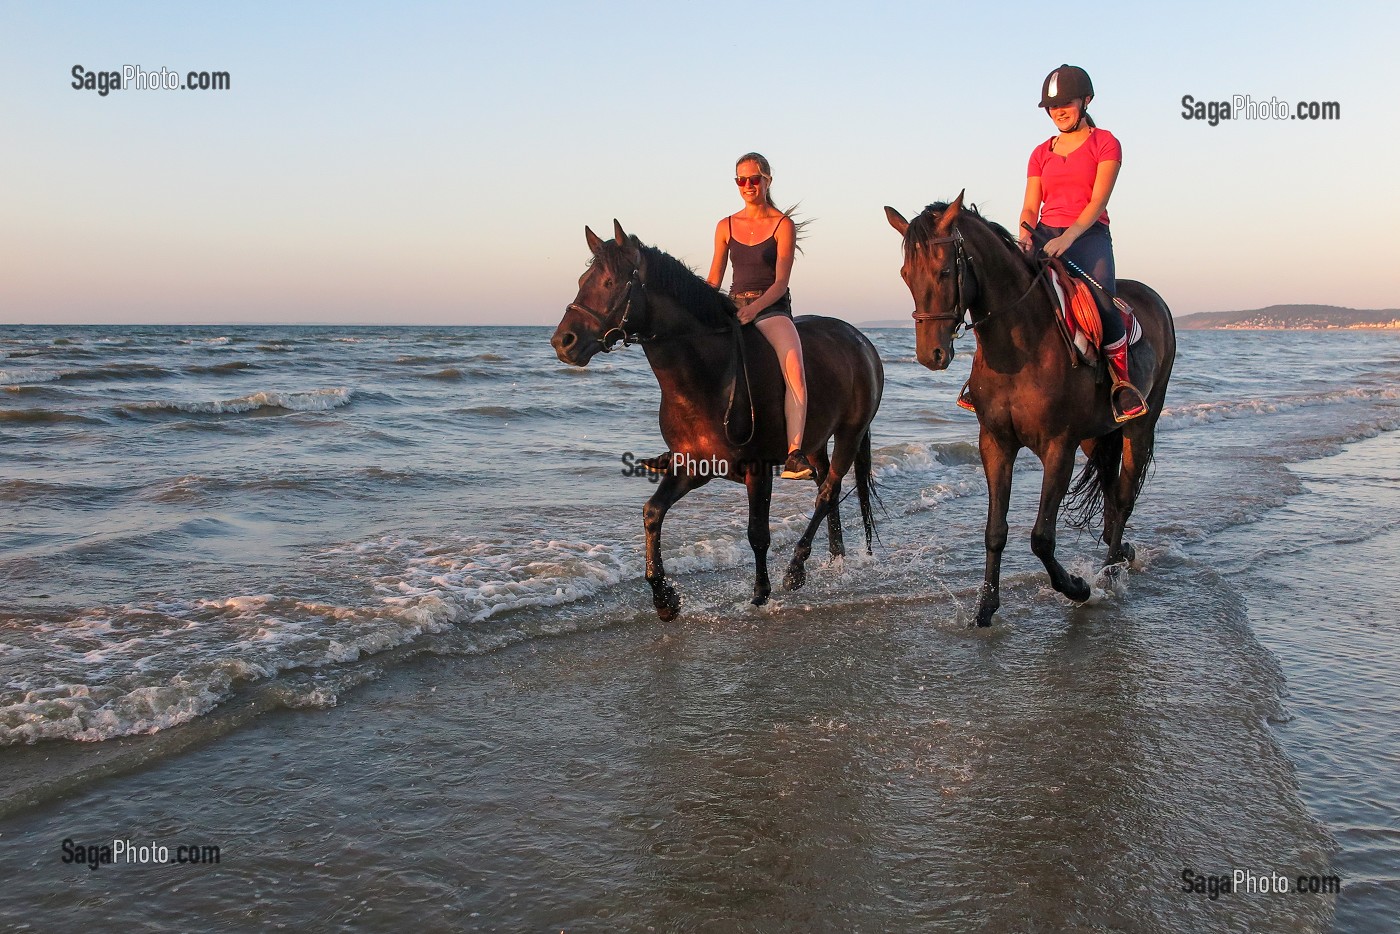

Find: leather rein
<box><xmin>909</xmin><ymin>227</ymin><xmax>1049</xmax><ymax>336</ymax></box>
<box><xmin>566</xmin><ymin>268</ymin><xmax>757</xmax><ymax>447</ymax></box>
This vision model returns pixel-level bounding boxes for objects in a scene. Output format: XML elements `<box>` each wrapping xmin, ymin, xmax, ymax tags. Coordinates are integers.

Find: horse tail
<box><xmin>1064</xmin><ymin>431</ymin><xmax>1121</xmax><ymax>530</ymax></box>
<box><xmin>854</xmin><ymin>428</ymin><xmax>881</xmax><ymax>553</ymax></box>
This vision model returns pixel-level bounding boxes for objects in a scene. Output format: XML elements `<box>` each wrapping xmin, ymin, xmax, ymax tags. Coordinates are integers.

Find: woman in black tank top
<box><xmin>705</xmin><ymin>152</ymin><xmax>812</xmax><ymax>481</ymax></box>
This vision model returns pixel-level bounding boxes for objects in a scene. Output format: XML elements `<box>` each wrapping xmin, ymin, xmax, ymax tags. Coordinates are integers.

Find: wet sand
<box><xmin>0</xmin><ymin>567</ymin><xmax>1336</xmax><ymax>932</ymax></box>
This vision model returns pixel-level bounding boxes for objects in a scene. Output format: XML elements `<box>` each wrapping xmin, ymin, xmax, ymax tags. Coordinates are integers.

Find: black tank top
<box><xmin>728</xmin><ymin>215</ymin><xmax>783</xmax><ymax>293</ymax></box>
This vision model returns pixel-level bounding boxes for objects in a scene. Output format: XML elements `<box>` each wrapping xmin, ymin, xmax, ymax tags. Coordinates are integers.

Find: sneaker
<box><xmin>956</xmin><ymin>380</ymin><xmax>976</xmax><ymax>413</ymax></box>
<box><xmin>639</xmin><ymin>452</ymin><xmax>671</xmax><ymax>474</ymax></box>
<box><xmin>780</xmin><ymin>451</ymin><xmax>815</xmax><ymax>480</ymax></box>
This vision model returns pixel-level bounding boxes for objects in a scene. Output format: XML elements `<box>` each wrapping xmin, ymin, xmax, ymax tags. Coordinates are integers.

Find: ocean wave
<box><xmin>0</xmin><ymin>478</ymin><xmax>120</xmax><ymax>503</ymax></box>
<box><xmin>58</xmin><ymin>364</ymin><xmax>173</xmax><ymax>382</ymax></box>
<box><xmin>0</xmin><ymin>592</ymin><xmax>464</xmax><ymax>745</ymax></box>
<box><xmin>0</xmin><ymin>408</ymin><xmax>101</xmax><ymax>425</ymax></box>
<box><xmin>186</xmin><ymin>361</ymin><xmax>260</xmax><ymax>375</ymax></box>
<box><xmin>1159</xmin><ymin>385</ymin><xmax>1400</xmax><ymax>432</ymax></box>
<box><xmin>0</xmin><ymin>369</ymin><xmax>63</xmax><ymax>385</ymax></box>
<box><xmin>118</xmin><ymin>388</ymin><xmax>353</xmax><ymax>418</ymax></box>
<box><xmin>872</xmin><ymin>440</ymin><xmax>983</xmax><ymax>478</ymax></box>
<box><xmin>2</xmin><ymin>513</ymin><xmax>831</xmax><ymax>745</ymax></box>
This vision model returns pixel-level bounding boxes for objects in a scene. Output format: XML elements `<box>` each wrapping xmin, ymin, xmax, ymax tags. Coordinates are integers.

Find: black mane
<box><xmin>594</xmin><ymin>238</ymin><xmax>737</xmax><ymax>328</ymax></box>
<box><xmin>638</xmin><ymin>243</ymin><xmax>737</xmax><ymax>327</ymax></box>
<box><xmin>906</xmin><ymin>201</ymin><xmax>1032</xmax><ymax>271</ymax></box>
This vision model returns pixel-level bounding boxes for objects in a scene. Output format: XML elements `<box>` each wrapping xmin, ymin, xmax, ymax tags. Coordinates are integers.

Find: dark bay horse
<box><xmin>551</xmin><ymin>221</ymin><xmax>885</xmax><ymax>620</ymax></box>
<box><xmin>885</xmin><ymin>194</ymin><xmax>1176</xmax><ymax>627</ymax></box>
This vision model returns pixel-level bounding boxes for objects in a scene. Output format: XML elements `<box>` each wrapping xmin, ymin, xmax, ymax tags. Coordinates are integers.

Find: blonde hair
<box><xmin>735</xmin><ymin>151</ymin><xmax>809</xmax><ymax>246</ymax></box>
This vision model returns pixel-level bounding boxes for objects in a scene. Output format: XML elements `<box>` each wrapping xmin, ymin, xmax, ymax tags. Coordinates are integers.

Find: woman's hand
<box><xmin>1042</xmin><ymin>232</ymin><xmax>1077</xmax><ymax>257</ymax></box>
<box><xmin>1018</xmin><ymin>231</ymin><xmax>1035</xmax><ymax>254</ymax></box>
<box><xmin>736</xmin><ymin>305</ymin><xmax>762</xmax><ymax>325</ymax></box>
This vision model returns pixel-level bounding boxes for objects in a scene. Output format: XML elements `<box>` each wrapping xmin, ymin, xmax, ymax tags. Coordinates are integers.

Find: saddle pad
<box><xmin>1048</xmin><ymin>264</ymin><xmax>1141</xmax><ymax>362</ymax></box>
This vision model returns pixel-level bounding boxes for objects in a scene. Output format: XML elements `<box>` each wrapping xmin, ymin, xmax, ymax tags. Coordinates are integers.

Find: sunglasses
<box><xmin>735</xmin><ymin>174</ymin><xmax>768</xmax><ymax>187</ymax></box>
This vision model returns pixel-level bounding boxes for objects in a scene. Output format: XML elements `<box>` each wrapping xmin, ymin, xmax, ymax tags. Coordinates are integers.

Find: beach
<box><xmin>2</xmin><ymin>325</ymin><xmax>1398</xmax><ymax>931</ymax></box>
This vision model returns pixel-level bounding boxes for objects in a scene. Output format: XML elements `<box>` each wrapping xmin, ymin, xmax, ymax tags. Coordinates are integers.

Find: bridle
<box><xmin>566</xmin><ymin>268</ymin><xmax>647</xmax><ymax>352</ymax></box>
<box><xmin>909</xmin><ymin>228</ymin><xmax>978</xmax><ymax>338</ymax></box>
<box><xmin>564</xmin><ymin>262</ymin><xmax>757</xmax><ymax>446</ymax></box>
<box><xmin>908</xmin><ymin>225</ymin><xmax>1048</xmax><ymax>336</ymax></box>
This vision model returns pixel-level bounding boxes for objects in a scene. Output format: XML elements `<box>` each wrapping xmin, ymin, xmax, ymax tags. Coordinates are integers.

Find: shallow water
<box><xmin>2</xmin><ymin>325</ymin><xmax>1398</xmax><ymax>929</ymax></box>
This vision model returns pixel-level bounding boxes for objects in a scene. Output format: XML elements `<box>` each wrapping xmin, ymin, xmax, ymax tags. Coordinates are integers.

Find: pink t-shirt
<box><xmin>1027</xmin><ymin>127</ymin><xmax>1122</xmax><ymax>227</ymax></box>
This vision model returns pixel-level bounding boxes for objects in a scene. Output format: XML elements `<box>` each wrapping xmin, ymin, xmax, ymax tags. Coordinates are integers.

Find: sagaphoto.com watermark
<box><xmin>61</xmin><ymin>837</ymin><xmax>221</xmax><ymax>871</ymax></box>
<box><xmin>71</xmin><ymin>64</ymin><xmax>230</xmax><ymax>97</ymax></box>
<box><xmin>1181</xmin><ymin>94</ymin><xmax>1339</xmax><ymax>126</ymax></box>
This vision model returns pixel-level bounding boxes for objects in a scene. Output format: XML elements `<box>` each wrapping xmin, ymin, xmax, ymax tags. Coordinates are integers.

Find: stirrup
<box><xmin>639</xmin><ymin>452</ymin><xmax>671</xmax><ymax>474</ymax></box>
<box><xmin>1110</xmin><ymin>380</ymin><xmax>1148</xmax><ymax>423</ymax></box>
<box><xmin>956</xmin><ymin>380</ymin><xmax>976</xmax><ymax>413</ymax></box>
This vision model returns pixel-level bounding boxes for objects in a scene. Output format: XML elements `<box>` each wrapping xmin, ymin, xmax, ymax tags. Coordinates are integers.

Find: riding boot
<box><xmin>1104</xmin><ymin>337</ymin><xmax>1147</xmax><ymax>423</ymax></box>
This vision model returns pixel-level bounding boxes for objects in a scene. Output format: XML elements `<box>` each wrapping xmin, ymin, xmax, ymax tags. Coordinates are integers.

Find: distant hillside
<box><xmin>1176</xmin><ymin>305</ymin><xmax>1400</xmax><ymax>330</ymax></box>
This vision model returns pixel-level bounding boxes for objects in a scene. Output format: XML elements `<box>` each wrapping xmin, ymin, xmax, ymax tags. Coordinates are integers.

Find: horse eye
<box><xmin>938</xmin><ymin>268</ymin><xmax>953</xmax><ymax>280</ymax></box>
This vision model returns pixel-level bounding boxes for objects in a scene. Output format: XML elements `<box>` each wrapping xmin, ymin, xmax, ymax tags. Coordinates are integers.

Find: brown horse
<box><xmin>885</xmin><ymin>194</ymin><xmax>1176</xmax><ymax>627</ymax></box>
<box><xmin>551</xmin><ymin>222</ymin><xmax>884</xmax><ymax>620</ymax></box>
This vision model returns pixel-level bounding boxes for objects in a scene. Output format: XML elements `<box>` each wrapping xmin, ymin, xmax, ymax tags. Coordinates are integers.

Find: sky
<box><xmin>1</xmin><ymin>0</ymin><xmax>1396</xmax><ymax>325</ymax></box>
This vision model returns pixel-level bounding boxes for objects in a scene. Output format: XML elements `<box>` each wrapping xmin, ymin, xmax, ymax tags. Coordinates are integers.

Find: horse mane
<box><xmin>905</xmin><ymin>201</ymin><xmax>1033</xmax><ymax>273</ymax></box>
<box><xmin>594</xmin><ymin>238</ymin><xmax>737</xmax><ymax>327</ymax></box>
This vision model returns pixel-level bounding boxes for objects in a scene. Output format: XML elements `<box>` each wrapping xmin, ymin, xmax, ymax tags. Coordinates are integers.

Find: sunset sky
<box><xmin>2</xmin><ymin>1</ymin><xmax>1395</xmax><ymax>325</ymax></box>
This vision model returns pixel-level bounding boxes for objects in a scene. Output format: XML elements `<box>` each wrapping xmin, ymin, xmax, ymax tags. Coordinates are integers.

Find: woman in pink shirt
<box><xmin>1018</xmin><ymin>64</ymin><xmax>1145</xmax><ymax>422</ymax></box>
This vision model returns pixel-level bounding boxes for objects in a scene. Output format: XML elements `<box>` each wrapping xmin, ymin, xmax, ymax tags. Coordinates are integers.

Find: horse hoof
<box><xmin>1068</xmin><ymin>577</ymin><xmax>1092</xmax><ymax>603</ymax></box>
<box><xmin>653</xmin><ymin>582</ymin><xmax>680</xmax><ymax>620</ymax></box>
<box><xmin>1121</xmin><ymin>542</ymin><xmax>1136</xmax><ymax>564</ymax></box>
<box><xmin>783</xmin><ymin>564</ymin><xmax>806</xmax><ymax>591</ymax></box>
<box><xmin>751</xmin><ymin>591</ymin><xmax>769</xmax><ymax>607</ymax></box>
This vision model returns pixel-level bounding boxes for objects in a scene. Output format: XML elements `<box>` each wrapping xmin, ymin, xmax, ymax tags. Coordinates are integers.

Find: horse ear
<box><xmin>613</xmin><ymin>219</ymin><xmax>640</xmax><ymax>262</ymax></box>
<box><xmin>937</xmin><ymin>190</ymin><xmax>966</xmax><ymax>233</ymax></box>
<box><xmin>585</xmin><ymin>225</ymin><xmax>603</xmax><ymax>254</ymax></box>
<box><xmin>884</xmin><ymin>206</ymin><xmax>910</xmax><ymax>236</ymax></box>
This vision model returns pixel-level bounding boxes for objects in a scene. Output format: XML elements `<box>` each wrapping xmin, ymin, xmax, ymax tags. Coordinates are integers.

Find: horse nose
<box><xmin>917</xmin><ymin>345</ymin><xmax>949</xmax><ymax>371</ymax></box>
<box><xmin>552</xmin><ymin>329</ymin><xmax>577</xmax><ymax>361</ymax></box>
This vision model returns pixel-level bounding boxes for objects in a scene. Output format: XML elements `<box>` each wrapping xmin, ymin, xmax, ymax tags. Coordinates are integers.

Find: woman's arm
<box><xmin>736</xmin><ymin>216</ymin><xmax>795</xmax><ymax>325</ymax></box>
<box><xmin>1042</xmin><ymin>160</ymin><xmax>1121</xmax><ymax>257</ymax></box>
<box><xmin>1018</xmin><ymin>176</ymin><xmax>1042</xmax><ymax>252</ymax></box>
<box><xmin>706</xmin><ymin>218</ymin><xmax>730</xmax><ymax>288</ymax></box>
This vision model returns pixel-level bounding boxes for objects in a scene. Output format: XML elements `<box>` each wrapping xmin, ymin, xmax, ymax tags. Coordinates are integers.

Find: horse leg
<box><xmin>1081</xmin><ymin>433</ymin><xmax>1125</xmax><ymax>564</ymax></box>
<box><xmin>1105</xmin><ymin>423</ymin><xmax>1156</xmax><ymax>566</ymax></box>
<box><xmin>745</xmin><ymin>465</ymin><xmax>774</xmax><ymax>606</ymax></box>
<box><xmin>810</xmin><ymin>445</ymin><xmax>845</xmax><ymax>558</ymax></box>
<box><xmin>1031</xmin><ymin>441</ymin><xmax>1093</xmax><ymax>603</ymax></box>
<box><xmin>785</xmin><ymin>439</ymin><xmax>857</xmax><ymax>591</ymax></box>
<box><xmin>973</xmin><ymin>430</ymin><xmax>1018</xmax><ymax>627</ymax></box>
<box><xmin>643</xmin><ymin>471</ymin><xmax>705</xmax><ymax>621</ymax></box>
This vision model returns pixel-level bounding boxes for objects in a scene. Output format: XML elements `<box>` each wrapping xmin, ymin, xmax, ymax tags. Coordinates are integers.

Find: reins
<box><xmin>909</xmin><ymin>226</ymin><xmax>1050</xmax><ymax>335</ymax></box>
<box><xmin>573</xmin><ymin>267</ymin><xmax>758</xmax><ymax>448</ymax></box>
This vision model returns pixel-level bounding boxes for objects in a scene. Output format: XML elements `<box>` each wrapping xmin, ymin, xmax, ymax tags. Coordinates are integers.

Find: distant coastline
<box><xmin>1174</xmin><ymin>305</ymin><xmax>1400</xmax><ymax>330</ymax></box>
<box><xmin>861</xmin><ymin>304</ymin><xmax>1400</xmax><ymax>330</ymax></box>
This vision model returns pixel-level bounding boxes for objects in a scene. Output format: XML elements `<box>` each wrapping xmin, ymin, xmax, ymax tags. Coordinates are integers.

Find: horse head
<box><xmin>885</xmin><ymin>191</ymin><xmax>979</xmax><ymax>372</ymax></box>
<box><xmin>552</xmin><ymin>220</ymin><xmax>648</xmax><ymax>366</ymax></box>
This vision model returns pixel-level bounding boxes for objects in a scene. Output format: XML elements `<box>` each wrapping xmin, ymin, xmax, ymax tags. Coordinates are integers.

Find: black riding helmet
<box><xmin>1040</xmin><ymin>64</ymin><xmax>1093</xmax><ymax>108</ymax></box>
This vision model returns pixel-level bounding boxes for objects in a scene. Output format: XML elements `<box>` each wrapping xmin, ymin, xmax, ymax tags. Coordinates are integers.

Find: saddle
<box><xmin>1044</xmin><ymin>259</ymin><xmax>1141</xmax><ymax>367</ymax></box>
